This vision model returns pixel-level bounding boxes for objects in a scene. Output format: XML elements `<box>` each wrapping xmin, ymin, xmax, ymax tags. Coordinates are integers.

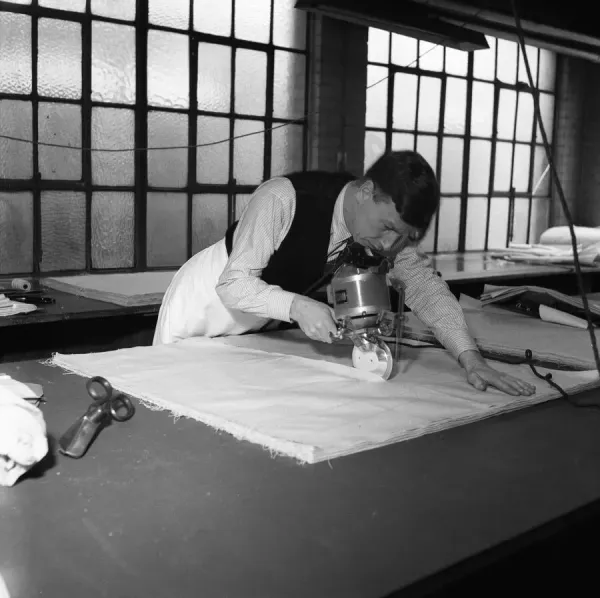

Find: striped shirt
<box><xmin>216</xmin><ymin>177</ymin><xmax>477</xmax><ymax>360</ymax></box>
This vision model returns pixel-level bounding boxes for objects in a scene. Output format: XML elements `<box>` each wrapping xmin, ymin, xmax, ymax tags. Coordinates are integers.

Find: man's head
<box><xmin>345</xmin><ymin>151</ymin><xmax>440</xmax><ymax>257</ymax></box>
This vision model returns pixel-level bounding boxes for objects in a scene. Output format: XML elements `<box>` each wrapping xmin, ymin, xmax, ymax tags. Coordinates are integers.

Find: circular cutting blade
<box><xmin>352</xmin><ymin>340</ymin><xmax>394</xmax><ymax>380</ymax></box>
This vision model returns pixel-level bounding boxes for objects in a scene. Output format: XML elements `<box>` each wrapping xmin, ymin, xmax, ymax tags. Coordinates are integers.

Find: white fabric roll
<box><xmin>539</xmin><ymin>226</ymin><xmax>600</xmax><ymax>247</ymax></box>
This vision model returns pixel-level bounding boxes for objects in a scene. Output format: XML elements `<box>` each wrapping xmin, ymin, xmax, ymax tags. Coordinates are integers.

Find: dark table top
<box><xmin>2</xmin><ymin>359</ymin><xmax>600</xmax><ymax>597</ymax></box>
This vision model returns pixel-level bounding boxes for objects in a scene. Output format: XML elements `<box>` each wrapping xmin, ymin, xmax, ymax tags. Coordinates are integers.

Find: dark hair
<box><xmin>365</xmin><ymin>150</ymin><xmax>440</xmax><ymax>233</ymax></box>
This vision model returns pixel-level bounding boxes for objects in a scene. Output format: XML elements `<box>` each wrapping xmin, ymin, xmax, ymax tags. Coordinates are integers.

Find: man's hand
<box><xmin>290</xmin><ymin>296</ymin><xmax>338</xmax><ymax>343</ymax></box>
<box><xmin>459</xmin><ymin>350</ymin><xmax>536</xmax><ymax>396</ymax></box>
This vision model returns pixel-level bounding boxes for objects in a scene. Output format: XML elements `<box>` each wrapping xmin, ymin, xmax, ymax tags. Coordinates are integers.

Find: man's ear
<box><xmin>357</xmin><ymin>179</ymin><xmax>375</xmax><ymax>204</ymax></box>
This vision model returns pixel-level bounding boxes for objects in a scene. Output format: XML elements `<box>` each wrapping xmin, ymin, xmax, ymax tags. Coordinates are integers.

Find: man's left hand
<box><xmin>458</xmin><ymin>350</ymin><xmax>536</xmax><ymax>397</ymax></box>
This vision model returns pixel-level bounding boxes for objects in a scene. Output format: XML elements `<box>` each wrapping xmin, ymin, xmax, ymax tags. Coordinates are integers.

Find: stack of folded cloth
<box><xmin>0</xmin><ymin>294</ymin><xmax>37</xmax><ymax>317</ymax></box>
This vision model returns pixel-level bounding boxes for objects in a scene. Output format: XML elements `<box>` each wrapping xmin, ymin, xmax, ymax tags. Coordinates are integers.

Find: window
<box><xmin>365</xmin><ymin>30</ymin><xmax>556</xmax><ymax>253</ymax></box>
<box><xmin>0</xmin><ymin>0</ymin><xmax>309</xmax><ymax>274</ymax></box>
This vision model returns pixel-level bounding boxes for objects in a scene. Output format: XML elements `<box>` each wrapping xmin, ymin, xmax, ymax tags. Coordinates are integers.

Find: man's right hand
<box><xmin>289</xmin><ymin>296</ymin><xmax>338</xmax><ymax>343</ymax></box>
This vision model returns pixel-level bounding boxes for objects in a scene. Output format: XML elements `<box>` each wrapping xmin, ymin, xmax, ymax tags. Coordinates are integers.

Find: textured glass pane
<box><xmin>235</xmin><ymin>194</ymin><xmax>252</xmax><ymax>220</ymax></box>
<box><xmin>497</xmin><ymin>89</ymin><xmax>516</xmax><ymax>140</ymax></box>
<box><xmin>471</xmin><ymin>82</ymin><xmax>494</xmax><ymax>137</ymax></box>
<box><xmin>468</xmin><ymin>140</ymin><xmax>491</xmax><ymax>194</ymax></box>
<box><xmin>437</xmin><ymin>197</ymin><xmax>460</xmax><ymax>251</ymax></box>
<box><xmin>194</xmin><ymin>0</ymin><xmax>232</xmax><ymax>36</ymax></box>
<box><xmin>538</xmin><ymin>49</ymin><xmax>556</xmax><ymax>91</ymax></box>
<box><xmin>416</xmin><ymin>136</ymin><xmax>437</xmax><ymax>174</ymax></box>
<box><xmin>511</xmin><ymin>198</ymin><xmax>530</xmax><ymax>244</ymax></box>
<box><xmin>192</xmin><ymin>194</ymin><xmax>228</xmax><ymax>254</ymax></box>
<box><xmin>92</xmin><ymin>0</ymin><xmax>135</xmax><ymax>20</ymax></box>
<box><xmin>368</xmin><ymin>28</ymin><xmax>389</xmax><ymax>63</ymax></box>
<box><xmin>92</xmin><ymin>107</ymin><xmax>135</xmax><ymax>185</ymax></box>
<box><xmin>473</xmin><ymin>36</ymin><xmax>496</xmax><ymax>80</ymax></box>
<box><xmin>493</xmin><ymin>142</ymin><xmax>512</xmax><ymax>192</ymax></box>
<box><xmin>530</xmin><ymin>198</ymin><xmax>550</xmax><ymax>243</ymax></box>
<box><xmin>0</xmin><ymin>13</ymin><xmax>32</xmax><ymax>94</ymax></box>
<box><xmin>366</xmin><ymin>66</ymin><xmax>388</xmax><ymax>128</ymax></box>
<box><xmin>488</xmin><ymin>197</ymin><xmax>509</xmax><ymax>249</ymax></box>
<box><xmin>235</xmin><ymin>49</ymin><xmax>267</xmax><ymax>116</ymax></box>
<box><xmin>271</xmin><ymin>124</ymin><xmax>303</xmax><ymax>176</ymax></box>
<box><xmin>536</xmin><ymin>93</ymin><xmax>555</xmax><ymax>143</ymax></box>
<box><xmin>92</xmin><ymin>22</ymin><xmax>136</xmax><ymax>104</ymax></box>
<box><xmin>419</xmin><ymin>41</ymin><xmax>444</xmax><ymax>71</ymax></box>
<box><xmin>532</xmin><ymin>146</ymin><xmax>550</xmax><ymax>196</ymax></box>
<box><xmin>91</xmin><ymin>192</ymin><xmax>134</xmax><ymax>268</ymax></box>
<box><xmin>148</xmin><ymin>30</ymin><xmax>189</xmax><ymax>109</ymax></box>
<box><xmin>518</xmin><ymin>45</ymin><xmax>538</xmax><ymax>86</ymax></box>
<box><xmin>512</xmin><ymin>143</ymin><xmax>531</xmax><ymax>192</ymax></box>
<box><xmin>445</xmin><ymin>47</ymin><xmax>468</xmax><ymax>76</ymax></box>
<box><xmin>233</xmin><ymin>120</ymin><xmax>264</xmax><ymax>185</ymax></box>
<box><xmin>274</xmin><ymin>51</ymin><xmax>305</xmax><ymax>119</ymax></box>
<box><xmin>391</xmin><ymin>133</ymin><xmax>414</xmax><ymax>152</ymax></box>
<box><xmin>198</xmin><ymin>43</ymin><xmax>231</xmax><ymax>112</ymax></box>
<box><xmin>465</xmin><ymin>198</ymin><xmax>487</xmax><ymax>251</ymax></box>
<box><xmin>39</xmin><ymin>102</ymin><xmax>81</xmax><ymax>180</ymax></box>
<box><xmin>40</xmin><ymin>0</ymin><xmax>85</xmax><ymax>10</ymax></box>
<box><xmin>38</xmin><ymin>18</ymin><xmax>81</xmax><ymax>99</ymax></box>
<box><xmin>391</xmin><ymin>34</ymin><xmax>417</xmax><ymax>67</ymax></box>
<box><xmin>0</xmin><ymin>192</ymin><xmax>33</xmax><ymax>273</ymax></box>
<box><xmin>235</xmin><ymin>0</ymin><xmax>270</xmax><ymax>43</ymax></box>
<box><xmin>364</xmin><ymin>131</ymin><xmax>385</xmax><ymax>171</ymax></box>
<box><xmin>197</xmin><ymin>116</ymin><xmax>230</xmax><ymax>184</ymax></box>
<box><xmin>149</xmin><ymin>0</ymin><xmax>189</xmax><ymax>29</ymax></box>
<box><xmin>417</xmin><ymin>77</ymin><xmax>441</xmax><ymax>133</ymax></box>
<box><xmin>273</xmin><ymin>0</ymin><xmax>306</xmax><ymax>50</ymax></box>
<box><xmin>0</xmin><ymin>100</ymin><xmax>32</xmax><ymax>179</ymax></box>
<box><xmin>496</xmin><ymin>39</ymin><xmax>517</xmax><ymax>84</ymax></box>
<box><xmin>515</xmin><ymin>92</ymin><xmax>534</xmax><ymax>142</ymax></box>
<box><xmin>440</xmin><ymin>138</ymin><xmax>463</xmax><ymax>194</ymax></box>
<box><xmin>148</xmin><ymin>111</ymin><xmax>188</xmax><ymax>188</ymax></box>
<box><xmin>41</xmin><ymin>191</ymin><xmax>85</xmax><ymax>271</ymax></box>
<box><xmin>444</xmin><ymin>77</ymin><xmax>466</xmax><ymax>134</ymax></box>
<box><xmin>147</xmin><ymin>193</ymin><xmax>188</xmax><ymax>267</ymax></box>
<box><xmin>393</xmin><ymin>72</ymin><xmax>417</xmax><ymax>130</ymax></box>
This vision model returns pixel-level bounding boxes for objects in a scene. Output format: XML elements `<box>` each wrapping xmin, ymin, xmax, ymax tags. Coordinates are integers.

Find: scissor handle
<box><xmin>86</xmin><ymin>376</ymin><xmax>114</xmax><ymax>403</ymax></box>
<box><xmin>109</xmin><ymin>395</ymin><xmax>136</xmax><ymax>422</ymax></box>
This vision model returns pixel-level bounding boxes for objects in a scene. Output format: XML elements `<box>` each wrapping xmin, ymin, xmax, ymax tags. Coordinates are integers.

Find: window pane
<box><xmin>235</xmin><ymin>0</ymin><xmax>270</xmax><ymax>43</ymax></box>
<box><xmin>40</xmin><ymin>0</ymin><xmax>85</xmax><ymax>10</ymax></box>
<box><xmin>530</xmin><ymin>198</ymin><xmax>550</xmax><ymax>243</ymax></box>
<box><xmin>192</xmin><ymin>194</ymin><xmax>228</xmax><ymax>254</ymax></box>
<box><xmin>532</xmin><ymin>146</ymin><xmax>550</xmax><ymax>196</ymax></box>
<box><xmin>493</xmin><ymin>142</ymin><xmax>512</xmax><ymax>192</ymax></box>
<box><xmin>468</xmin><ymin>140</ymin><xmax>491</xmax><ymax>194</ymax></box>
<box><xmin>471</xmin><ymin>82</ymin><xmax>494</xmax><ymax>137</ymax></box>
<box><xmin>497</xmin><ymin>89</ymin><xmax>516</xmax><ymax>140</ymax></box>
<box><xmin>364</xmin><ymin>131</ymin><xmax>385</xmax><ymax>170</ymax></box>
<box><xmin>235</xmin><ymin>194</ymin><xmax>252</xmax><ymax>220</ymax></box>
<box><xmin>92</xmin><ymin>0</ymin><xmax>135</xmax><ymax>20</ymax></box>
<box><xmin>41</xmin><ymin>191</ymin><xmax>85</xmax><ymax>271</ymax></box>
<box><xmin>440</xmin><ymin>138</ymin><xmax>463</xmax><ymax>194</ymax></box>
<box><xmin>0</xmin><ymin>192</ymin><xmax>33</xmax><ymax>273</ymax></box>
<box><xmin>465</xmin><ymin>198</ymin><xmax>487</xmax><ymax>250</ymax></box>
<box><xmin>198</xmin><ymin>43</ymin><xmax>231</xmax><ymax>113</ymax></box>
<box><xmin>38</xmin><ymin>18</ymin><xmax>81</xmax><ymax>99</ymax></box>
<box><xmin>274</xmin><ymin>50</ymin><xmax>305</xmax><ymax>119</ymax></box>
<box><xmin>148</xmin><ymin>30</ymin><xmax>189</xmax><ymax>109</ymax></box>
<box><xmin>512</xmin><ymin>143</ymin><xmax>531</xmax><ymax>192</ymax></box>
<box><xmin>271</xmin><ymin>124</ymin><xmax>303</xmax><ymax>176</ymax></box>
<box><xmin>368</xmin><ymin>27</ymin><xmax>389</xmax><ymax>63</ymax></box>
<box><xmin>233</xmin><ymin>120</ymin><xmax>264</xmax><ymax>185</ymax></box>
<box><xmin>149</xmin><ymin>0</ymin><xmax>189</xmax><ymax>29</ymax></box>
<box><xmin>496</xmin><ymin>39</ymin><xmax>517</xmax><ymax>85</ymax></box>
<box><xmin>194</xmin><ymin>0</ymin><xmax>232</xmax><ymax>36</ymax></box>
<box><xmin>515</xmin><ymin>92</ymin><xmax>534</xmax><ymax>142</ymax></box>
<box><xmin>235</xmin><ymin>49</ymin><xmax>267</xmax><ymax>116</ymax></box>
<box><xmin>419</xmin><ymin>210</ymin><xmax>436</xmax><ymax>253</ymax></box>
<box><xmin>419</xmin><ymin>41</ymin><xmax>443</xmax><ymax>71</ymax></box>
<box><xmin>444</xmin><ymin>77</ymin><xmax>466</xmax><ymax>134</ymax></box>
<box><xmin>473</xmin><ymin>36</ymin><xmax>496</xmax><ymax>80</ymax></box>
<box><xmin>437</xmin><ymin>197</ymin><xmax>460</xmax><ymax>251</ymax></box>
<box><xmin>488</xmin><ymin>197</ymin><xmax>509</xmax><ymax>249</ymax></box>
<box><xmin>536</xmin><ymin>93</ymin><xmax>555</xmax><ymax>142</ymax></box>
<box><xmin>197</xmin><ymin>116</ymin><xmax>230</xmax><ymax>184</ymax></box>
<box><xmin>148</xmin><ymin>111</ymin><xmax>188</xmax><ymax>188</ymax></box>
<box><xmin>92</xmin><ymin>107</ymin><xmax>135</xmax><ymax>185</ymax></box>
<box><xmin>39</xmin><ymin>102</ymin><xmax>81</xmax><ymax>180</ymax></box>
<box><xmin>392</xmin><ymin>133</ymin><xmax>414</xmax><ymax>151</ymax></box>
<box><xmin>518</xmin><ymin>45</ymin><xmax>538</xmax><ymax>86</ymax></box>
<box><xmin>391</xmin><ymin>34</ymin><xmax>417</xmax><ymax>67</ymax></box>
<box><xmin>366</xmin><ymin>65</ymin><xmax>388</xmax><ymax>128</ymax></box>
<box><xmin>417</xmin><ymin>77</ymin><xmax>441</xmax><ymax>133</ymax></box>
<box><xmin>445</xmin><ymin>47</ymin><xmax>468</xmax><ymax>76</ymax></box>
<box><xmin>273</xmin><ymin>0</ymin><xmax>306</xmax><ymax>50</ymax></box>
<box><xmin>393</xmin><ymin>72</ymin><xmax>417</xmax><ymax>130</ymax></box>
<box><xmin>0</xmin><ymin>100</ymin><xmax>32</xmax><ymax>179</ymax></box>
<box><xmin>147</xmin><ymin>192</ymin><xmax>187</xmax><ymax>267</ymax></box>
<box><xmin>511</xmin><ymin>198</ymin><xmax>530</xmax><ymax>244</ymax></box>
<box><xmin>91</xmin><ymin>192</ymin><xmax>134</xmax><ymax>268</ymax></box>
<box><xmin>538</xmin><ymin>49</ymin><xmax>556</xmax><ymax>91</ymax></box>
<box><xmin>416</xmin><ymin>136</ymin><xmax>437</xmax><ymax>173</ymax></box>
<box><xmin>0</xmin><ymin>12</ymin><xmax>31</xmax><ymax>94</ymax></box>
<box><xmin>92</xmin><ymin>22</ymin><xmax>135</xmax><ymax>104</ymax></box>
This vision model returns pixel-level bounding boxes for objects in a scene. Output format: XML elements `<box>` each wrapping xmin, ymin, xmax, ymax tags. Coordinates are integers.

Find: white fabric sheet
<box><xmin>50</xmin><ymin>331</ymin><xmax>600</xmax><ymax>463</ymax></box>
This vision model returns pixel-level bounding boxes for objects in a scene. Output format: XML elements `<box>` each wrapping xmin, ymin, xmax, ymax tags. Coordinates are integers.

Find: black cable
<box><xmin>511</xmin><ymin>0</ymin><xmax>600</xmax><ymax>378</ymax></box>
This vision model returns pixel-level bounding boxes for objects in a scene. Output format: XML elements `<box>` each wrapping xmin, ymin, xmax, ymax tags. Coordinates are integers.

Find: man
<box><xmin>154</xmin><ymin>150</ymin><xmax>535</xmax><ymax>397</ymax></box>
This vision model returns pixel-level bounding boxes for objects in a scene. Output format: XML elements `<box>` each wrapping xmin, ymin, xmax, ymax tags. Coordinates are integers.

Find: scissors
<box><xmin>58</xmin><ymin>376</ymin><xmax>135</xmax><ymax>458</ymax></box>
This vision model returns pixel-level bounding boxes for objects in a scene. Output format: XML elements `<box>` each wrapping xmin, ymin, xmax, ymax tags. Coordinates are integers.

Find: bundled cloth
<box><xmin>0</xmin><ymin>375</ymin><xmax>48</xmax><ymax>487</ymax></box>
<box><xmin>0</xmin><ymin>294</ymin><xmax>37</xmax><ymax>317</ymax></box>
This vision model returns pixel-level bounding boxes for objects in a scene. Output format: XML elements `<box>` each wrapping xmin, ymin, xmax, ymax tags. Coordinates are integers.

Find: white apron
<box><xmin>153</xmin><ymin>238</ymin><xmax>271</xmax><ymax>345</ymax></box>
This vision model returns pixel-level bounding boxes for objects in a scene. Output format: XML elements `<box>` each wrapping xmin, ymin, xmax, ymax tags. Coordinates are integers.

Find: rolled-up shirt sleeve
<box><xmin>390</xmin><ymin>247</ymin><xmax>478</xmax><ymax>360</ymax></box>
